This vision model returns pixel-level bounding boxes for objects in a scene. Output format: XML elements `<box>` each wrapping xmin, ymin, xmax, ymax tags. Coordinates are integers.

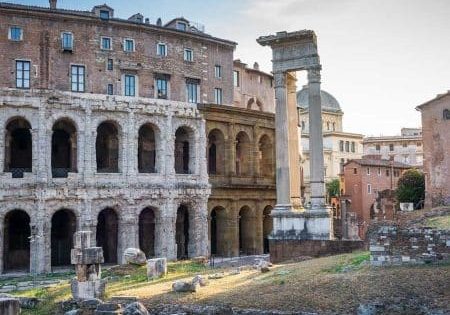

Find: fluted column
<box><xmin>308</xmin><ymin>66</ymin><xmax>326</xmax><ymax>209</ymax></box>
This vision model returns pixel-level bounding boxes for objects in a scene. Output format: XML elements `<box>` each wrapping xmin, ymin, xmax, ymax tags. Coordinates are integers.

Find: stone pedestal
<box><xmin>147</xmin><ymin>258</ymin><xmax>167</xmax><ymax>279</ymax></box>
<box><xmin>71</xmin><ymin>231</ymin><xmax>106</xmax><ymax>300</ymax></box>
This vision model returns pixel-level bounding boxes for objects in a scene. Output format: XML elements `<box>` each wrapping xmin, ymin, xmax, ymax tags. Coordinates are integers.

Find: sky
<box><xmin>8</xmin><ymin>0</ymin><xmax>450</xmax><ymax>136</ymax></box>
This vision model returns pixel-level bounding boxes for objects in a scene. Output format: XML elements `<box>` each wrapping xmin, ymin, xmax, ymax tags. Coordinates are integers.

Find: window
<box><xmin>107</xmin><ymin>84</ymin><xmax>113</xmax><ymax>95</ymax></box>
<box><xmin>177</xmin><ymin>22</ymin><xmax>187</xmax><ymax>31</ymax></box>
<box><xmin>386</xmin><ymin>169</ymin><xmax>390</xmax><ymax>177</ymax></box>
<box><xmin>100</xmin><ymin>10</ymin><xmax>110</xmax><ymax>20</ymax></box>
<box><xmin>351</xmin><ymin>141</ymin><xmax>356</xmax><ymax>153</ymax></box>
<box><xmin>124</xmin><ymin>39</ymin><xmax>134</xmax><ymax>52</ymax></box>
<box><xmin>376</xmin><ymin>144</ymin><xmax>380</xmax><ymax>151</ymax></box>
<box><xmin>184</xmin><ymin>49</ymin><xmax>193</xmax><ymax>62</ymax></box>
<box><xmin>394</xmin><ymin>170</ymin><xmax>400</xmax><ymax>177</ymax></box>
<box><xmin>157</xmin><ymin>43</ymin><xmax>167</xmax><ymax>56</ymax></box>
<box><xmin>107</xmin><ymin>59</ymin><xmax>113</xmax><ymax>71</ymax></box>
<box><xmin>378</xmin><ymin>167</ymin><xmax>381</xmax><ymax>176</ymax></box>
<box><xmin>327</xmin><ymin>122</ymin><xmax>330</xmax><ymax>130</ymax></box>
<box><xmin>124</xmin><ymin>75</ymin><xmax>136</xmax><ymax>96</ymax></box>
<box><xmin>214</xmin><ymin>88</ymin><xmax>223</xmax><ymax>105</ymax></box>
<box><xmin>339</xmin><ymin>140</ymin><xmax>344</xmax><ymax>152</ymax></box>
<box><xmin>71</xmin><ymin>65</ymin><xmax>85</xmax><ymax>92</ymax></box>
<box><xmin>301</xmin><ymin>121</ymin><xmax>305</xmax><ymax>131</ymax></box>
<box><xmin>345</xmin><ymin>141</ymin><xmax>350</xmax><ymax>152</ymax></box>
<box><xmin>233</xmin><ymin>70</ymin><xmax>240</xmax><ymax>87</ymax></box>
<box><xmin>61</xmin><ymin>32</ymin><xmax>73</xmax><ymax>51</ymax></box>
<box><xmin>417</xmin><ymin>142</ymin><xmax>422</xmax><ymax>147</ymax></box>
<box><xmin>367</xmin><ymin>184</ymin><xmax>372</xmax><ymax>194</ymax></box>
<box><xmin>156</xmin><ymin>77</ymin><xmax>168</xmax><ymax>99</ymax></box>
<box><xmin>366</xmin><ymin>167</ymin><xmax>370</xmax><ymax>175</ymax></box>
<box><xmin>402</xmin><ymin>143</ymin><xmax>407</xmax><ymax>148</ymax></box>
<box><xmin>389</xmin><ymin>144</ymin><xmax>394</xmax><ymax>151</ymax></box>
<box><xmin>186</xmin><ymin>78</ymin><xmax>199</xmax><ymax>103</ymax></box>
<box><xmin>9</xmin><ymin>26</ymin><xmax>23</xmax><ymax>41</ymax></box>
<box><xmin>353</xmin><ymin>168</ymin><xmax>357</xmax><ymax>175</ymax></box>
<box><xmin>215</xmin><ymin>65</ymin><xmax>222</xmax><ymax>78</ymax></box>
<box><xmin>15</xmin><ymin>60</ymin><xmax>30</xmax><ymax>89</ymax></box>
<box><xmin>101</xmin><ymin>37</ymin><xmax>112</xmax><ymax>50</ymax></box>
<box><xmin>332</xmin><ymin>122</ymin><xmax>336</xmax><ymax>131</ymax></box>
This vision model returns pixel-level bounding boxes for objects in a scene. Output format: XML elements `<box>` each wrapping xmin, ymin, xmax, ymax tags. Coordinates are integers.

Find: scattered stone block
<box><xmin>261</xmin><ymin>266</ymin><xmax>270</xmax><ymax>273</ymax></box>
<box><xmin>146</xmin><ymin>258</ymin><xmax>167</xmax><ymax>279</ymax></box>
<box><xmin>123</xmin><ymin>248</ymin><xmax>147</xmax><ymax>266</ymax></box>
<box><xmin>172</xmin><ymin>281</ymin><xmax>198</xmax><ymax>293</ymax></box>
<box><xmin>80</xmin><ymin>298</ymin><xmax>102</xmax><ymax>310</ymax></box>
<box><xmin>208</xmin><ymin>272</ymin><xmax>225</xmax><ymax>280</ymax></box>
<box><xmin>229</xmin><ymin>268</ymin><xmax>241</xmax><ymax>275</ymax></box>
<box><xmin>192</xmin><ymin>275</ymin><xmax>208</xmax><ymax>287</ymax></box>
<box><xmin>191</xmin><ymin>256</ymin><xmax>208</xmax><ymax>264</ymax></box>
<box><xmin>0</xmin><ymin>297</ymin><xmax>20</xmax><ymax>315</ymax></box>
<box><xmin>123</xmin><ymin>302</ymin><xmax>149</xmax><ymax>315</ymax></box>
<box><xmin>109</xmin><ymin>296</ymin><xmax>137</xmax><ymax>306</ymax></box>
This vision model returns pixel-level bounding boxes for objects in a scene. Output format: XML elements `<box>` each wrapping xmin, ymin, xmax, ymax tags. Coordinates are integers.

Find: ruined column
<box><xmin>308</xmin><ymin>66</ymin><xmax>327</xmax><ymax>210</ymax></box>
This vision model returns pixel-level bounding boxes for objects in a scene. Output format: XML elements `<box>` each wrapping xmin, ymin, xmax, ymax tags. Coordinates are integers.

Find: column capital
<box><xmin>307</xmin><ymin>66</ymin><xmax>322</xmax><ymax>84</ymax></box>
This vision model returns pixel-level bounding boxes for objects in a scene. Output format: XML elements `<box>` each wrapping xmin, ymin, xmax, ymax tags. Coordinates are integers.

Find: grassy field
<box><xmin>12</xmin><ymin>251</ymin><xmax>450</xmax><ymax>314</ymax></box>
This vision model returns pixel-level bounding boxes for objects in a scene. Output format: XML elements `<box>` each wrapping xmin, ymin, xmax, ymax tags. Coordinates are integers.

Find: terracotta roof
<box><xmin>345</xmin><ymin>158</ymin><xmax>412</xmax><ymax>169</ymax></box>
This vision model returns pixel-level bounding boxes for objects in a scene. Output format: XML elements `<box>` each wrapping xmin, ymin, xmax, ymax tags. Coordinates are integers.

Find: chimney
<box><xmin>156</xmin><ymin>18</ymin><xmax>162</xmax><ymax>26</ymax></box>
<box><xmin>145</xmin><ymin>18</ymin><xmax>150</xmax><ymax>24</ymax></box>
<box><xmin>253</xmin><ymin>62</ymin><xmax>259</xmax><ymax>70</ymax></box>
<box><xmin>49</xmin><ymin>0</ymin><xmax>57</xmax><ymax>9</ymax></box>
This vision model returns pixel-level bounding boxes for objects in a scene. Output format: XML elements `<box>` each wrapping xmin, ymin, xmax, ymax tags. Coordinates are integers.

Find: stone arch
<box><xmin>247</xmin><ymin>97</ymin><xmax>263</xmax><ymax>111</ymax></box>
<box><xmin>210</xmin><ymin>206</ymin><xmax>229</xmax><ymax>256</ymax></box>
<box><xmin>51</xmin><ymin>209</ymin><xmax>77</xmax><ymax>267</ymax></box>
<box><xmin>3</xmin><ymin>209</ymin><xmax>30</xmax><ymax>272</ymax></box>
<box><xmin>138</xmin><ymin>123</ymin><xmax>157</xmax><ymax>173</ymax></box>
<box><xmin>51</xmin><ymin>118</ymin><xmax>77</xmax><ymax>178</ymax></box>
<box><xmin>258</xmin><ymin>134</ymin><xmax>274</xmax><ymax>177</ymax></box>
<box><xmin>176</xmin><ymin>204</ymin><xmax>190</xmax><ymax>259</ymax></box>
<box><xmin>239</xmin><ymin>206</ymin><xmax>256</xmax><ymax>255</ymax></box>
<box><xmin>174</xmin><ymin>126</ymin><xmax>194</xmax><ymax>174</ymax></box>
<box><xmin>96</xmin><ymin>121</ymin><xmax>120</xmax><ymax>173</ymax></box>
<box><xmin>96</xmin><ymin>208</ymin><xmax>118</xmax><ymax>264</ymax></box>
<box><xmin>263</xmin><ymin>205</ymin><xmax>273</xmax><ymax>254</ymax></box>
<box><xmin>139</xmin><ymin>207</ymin><xmax>156</xmax><ymax>258</ymax></box>
<box><xmin>207</xmin><ymin>128</ymin><xmax>225</xmax><ymax>175</ymax></box>
<box><xmin>4</xmin><ymin>117</ymin><xmax>32</xmax><ymax>178</ymax></box>
<box><xmin>235</xmin><ymin>131</ymin><xmax>251</xmax><ymax>176</ymax></box>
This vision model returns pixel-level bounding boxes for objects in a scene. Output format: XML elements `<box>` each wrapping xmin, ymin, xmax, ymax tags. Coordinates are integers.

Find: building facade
<box><xmin>0</xmin><ymin>1</ymin><xmax>237</xmax><ymax>274</ymax></box>
<box><xmin>341</xmin><ymin>157</ymin><xmax>410</xmax><ymax>237</ymax></box>
<box><xmin>363</xmin><ymin>128</ymin><xmax>423</xmax><ymax>167</ymax></box>
<box><xmin>297</xmin><ymin>86</ymin><xmax>364</xmax><ymax>202</ymax></box>
<box><xmin>417</xmin><ymin>91</ymin><xmax>450</xmax><ymax>208</ymax></box>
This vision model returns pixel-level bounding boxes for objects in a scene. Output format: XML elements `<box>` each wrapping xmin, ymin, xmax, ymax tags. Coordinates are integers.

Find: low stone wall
<box><xmin>370</xmin><ymin>225</ymin><xmax>450</xmax><ymax>266</ymax></box>
<box><xmin>269</xmin><ymin>239</ymin><xmax>365</xmax><ymax>263</ymax></box>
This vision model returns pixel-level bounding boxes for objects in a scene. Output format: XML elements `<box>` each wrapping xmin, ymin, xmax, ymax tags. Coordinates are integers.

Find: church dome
<box><xmin>297</xmin><ymin>85</ymin><xmax>342</xmax><ymax>112</ymax></box>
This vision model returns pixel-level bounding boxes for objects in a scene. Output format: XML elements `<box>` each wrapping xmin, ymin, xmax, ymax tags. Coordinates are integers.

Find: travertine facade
<box><xmin>417</xmin><ymin>91</ymin><xmax>450</xmax><ymax>207</ymax></box>
<box><xmin>0</xmin><ymin>1</ymin><xmax>238</xmax><ymax>274</ymax></box>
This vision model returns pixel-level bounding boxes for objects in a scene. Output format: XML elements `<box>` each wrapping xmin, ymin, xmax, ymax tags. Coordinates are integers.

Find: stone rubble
<box><xmin>123</xmin><ymin>248</ymin><xmax>147</xmax><ymax>266</ymax></box>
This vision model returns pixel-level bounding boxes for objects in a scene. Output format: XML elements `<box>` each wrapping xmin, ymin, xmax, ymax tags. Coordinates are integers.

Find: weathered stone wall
<box><xmin>0</xmin><ymin>89</ymin><xmax>210</xmax><ymax>274</ymax></box>
<box><xmin>370</xmin><ymin>225</ymin><xmax>450</xmax><ymax>266</ymax></box>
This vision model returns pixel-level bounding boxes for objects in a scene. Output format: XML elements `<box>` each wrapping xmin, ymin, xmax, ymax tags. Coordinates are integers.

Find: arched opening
<box><xmin>207</xmin><ymin>129</ymin><xmax>225</xmax><ymax>175</ymax></box>
<box><xmin>239</xmin><ymin>206</ymin><xmax>255</xmax><ymax>255</ymax></box>
<box><xmin>96</xmin><ymin>208</ymin><xmax>118</xmax><ymax>264</ymax></box>
<box><xmin>263</xmin><ymin>206</ymin><xmax>273</xmax><ymax>254</ymax></box>
<box><xmin>175</xmin><ymin>127</ymin><xmax>192</xmax><ymax>174</ymax></box>
<box><xmin>138</xmin><ymin>124</ymin><xmax>156</xmax><ymax>173</ymax></box>
<box><xmin>51</xmin><ymin>119</ymin><xmax>77</xmax><ymax>178</ymax></box>
<box><xmin>210</xmin><ymin>207</ymin><xmax>228</xmax><ymax>256</ymax></box>
<box><xmin>235</xmin><ymin>131</ymin><xmax>251</xmax><ymax>176</ymax></box>
<box><xmin>139</xmin><ymin>207</ymin><xmax>155</xmax><ymax>258</ymax></box>
<box><xmin>176</xmin><ymin>205</ymin><xmax>190</xmax><ymax>259</ymax></box>
<box><xmin>3</xmin><ymin>210</ymin><xmax>30</xmax><ymax>272</ymax></box>
<box><xmin>4</xmin><ymin>118</ymin><xmax>32</xmax><ymax>178</ymax></box>
<box><xmin>96</xmin><ymin>121</ymin><xmax>119</xmax><ymax>173</ymax></box>
<box><xmin>51</xmin><ymin>209</ymin><xmax>76</xmax><ymax>267</ymax></box>
<box><xmin>259</xmin><ymin>135</ymin><xmax>274</xmax><ymax>177</ymax></box>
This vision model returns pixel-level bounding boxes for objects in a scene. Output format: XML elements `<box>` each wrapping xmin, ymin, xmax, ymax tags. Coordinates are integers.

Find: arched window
<box><xmin>235</xmin><ymin>131</ymin><xmax>251</xmax><ymax>176</ymax></box>
<box><xmin>259</xmin><ymin>135</ymin><xmax>274</xmax><ymax>177</ymax></box>
<box><xmin>52</xmin><ymin>119</ymin><xmax>77</xmax><ymax>178</ymax></box>
<box><xmin>207</xmin><ymin>129</ymin><xmax>225</xmax><ymax>175</ymax></box>
<box><xmin>4</xmin><ymin>118</ymin><xmax>32</xmax><ymax>178</ymax></box>
<box><xmin>97</xmin><ymin>208</ymin><xmax>118</xmax><ymax>264</ymax></box>
<box><xmin>51</xmin><ymin>209</ymin><xmax>76</xmax><ymax>267</ymax></box>
<box><xmin>210</xmin><ymin>206</ymin><xmax>229</xmax><ymax>256</ymax></box>
<box><xmin>176</xmin><ymin>205</ymin><xmax>190</xmax><ymax>259</ymax></box>
<box><xmin>139</xmin><ymin>207</ymin><xmax>156</xmax><ymax>258</ymax></box>
<box><xmin>4</xmin><ymin>210</ymin><xmax>30</xmax><ymax>271</ymax></box>
<box><xmin>96</xmin><ymin>121</ymin><xmax>119</xmax><ymax>173</ymax></box>
<box><xmin>138</xmin><ymin>124</ymin><xmax>156</xmax><ymax>173</ymax></box>
<box><xmin>239</xmin><ymin>206</ymin><xmax>256</xmax><ymax>255</ymax></box>
<box><xmin>263</xmin><ymin>206</ymin><xmax>273</xmax><ymax>254</ymax></box>
<box><xmin>175</xmin><ymin>127</ymin><xmax>193</xmax><ymax>174</ymax></box>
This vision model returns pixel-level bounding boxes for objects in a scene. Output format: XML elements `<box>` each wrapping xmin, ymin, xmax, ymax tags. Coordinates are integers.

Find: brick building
<box><xmin>341</xmin><ymin>157</ymin><xmax>410</xmax><ymax>237</ymax></box>
<box><xmin>0</xmin><ymin>1</ymin><xmax>253</xmax><ymax>274</ymax></box>
<box><xmin>416</xmin><ymin>91</ymin><xmax>450</xmax><ymax>208</ymax></box>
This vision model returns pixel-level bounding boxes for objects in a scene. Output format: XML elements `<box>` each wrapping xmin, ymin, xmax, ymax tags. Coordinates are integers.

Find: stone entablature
<box><xmin>0</xmin><ymin>88</ymin><xmax>210</xmax><ymax>274</ymax></box>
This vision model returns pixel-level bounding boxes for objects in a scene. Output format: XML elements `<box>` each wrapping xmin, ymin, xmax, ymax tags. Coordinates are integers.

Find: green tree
<box><xmin>326</xmin><ymin>179</ymin><xmax>340</xmax><ymax>199</ymax></box>
<box><xmin>396</xmin><ymin>169</ymin><xmax>425</xmax><ymax>207</ymax></box>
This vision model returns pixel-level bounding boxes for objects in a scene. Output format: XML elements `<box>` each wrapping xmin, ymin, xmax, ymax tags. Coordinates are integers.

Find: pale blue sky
<box><xmin>7</xmin><ymin>0</ymin><xmax>450</xmax><ymax>136</ymax></box>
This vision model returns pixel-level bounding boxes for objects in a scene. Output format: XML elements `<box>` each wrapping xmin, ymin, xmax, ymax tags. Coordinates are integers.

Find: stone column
<box><xmin>157</xmin><ymin>199</ymin><xmax>177</xmax><ymax>260</ymax></box>
<box><xmin>191</xmin><ymin>198</ymin><xmax>209</xmax><ymax>257</ymax></box>
<box><xmin>307</xmin><ymin>67</ymin><xmax>326</xmax><ymax>210</ymax></box>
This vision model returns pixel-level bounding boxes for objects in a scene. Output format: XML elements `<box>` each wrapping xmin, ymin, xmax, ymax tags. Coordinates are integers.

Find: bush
<box><xmin>396</xmin><ymin>169</ymin><xmax>425</xmax><ymax>207</ymax></box>
<box><xmin>326</xmin><ymin>179</ymin><xmax>340</xmax><ymax>199</ymax></box>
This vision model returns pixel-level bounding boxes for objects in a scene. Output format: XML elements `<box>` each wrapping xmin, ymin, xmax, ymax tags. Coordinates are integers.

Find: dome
<box><xmin>296</xmin><ymin>85</ymin><xmax>341</xmax><ymax>112</ymax></box>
